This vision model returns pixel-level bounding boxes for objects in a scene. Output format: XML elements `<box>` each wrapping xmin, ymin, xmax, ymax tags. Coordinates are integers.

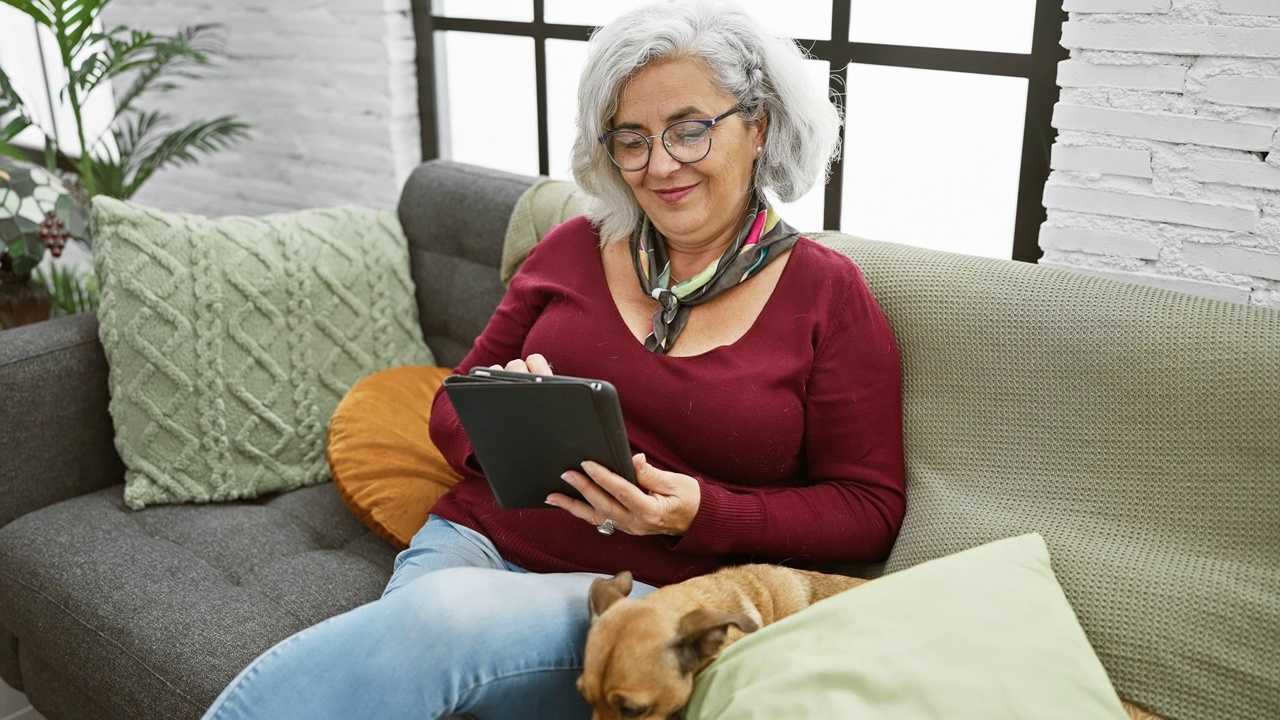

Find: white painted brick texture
<box><xmin>102</xmin><ymin>0</ymin><xmax>420</xmax><ymax>216</ymax></box>
<box><xmin>1051</xmin><ymin>145</ymin><xmax>1153</xmax><ymax>178</ymax></box>
<box><xmin>1057</xmin><ymin>60</ymin><xmax>1187</xmax><ymax>92</ymax></box>
<box><xmin>1043</xmin><ymin>0</ymin><xmax>1280</xmax><ymax>308</ymax></box>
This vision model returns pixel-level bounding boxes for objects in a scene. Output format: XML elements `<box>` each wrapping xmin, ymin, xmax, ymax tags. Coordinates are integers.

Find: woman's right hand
<box><xmin>491</xmin><ymin>353</ymin><xmax>554</xmax><ymax>376</ymax></box>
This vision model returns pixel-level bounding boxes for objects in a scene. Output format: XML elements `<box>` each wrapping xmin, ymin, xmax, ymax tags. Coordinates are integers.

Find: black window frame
<box><xmin>412</xmin><ymin>0</ymin><xmax>1067</xmax><ymax>263</ymax></box>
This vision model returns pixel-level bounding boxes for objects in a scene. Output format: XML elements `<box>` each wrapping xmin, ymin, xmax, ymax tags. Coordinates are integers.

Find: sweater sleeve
<box><xmin>427</xmin><ymin>235</ymin><xmax>552</xmax><ymax>478</ymax></box>
<box><xmin>672</xmin><ymin>263</ymin><xmax>907</xmax><ymax>563</ymax></box>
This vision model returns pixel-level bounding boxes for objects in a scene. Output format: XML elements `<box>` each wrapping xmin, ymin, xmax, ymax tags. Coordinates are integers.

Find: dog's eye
<box><xmin>619</xmin><ymin>704</ymin><xmax>650</xmax><ymax>719</ymax></box>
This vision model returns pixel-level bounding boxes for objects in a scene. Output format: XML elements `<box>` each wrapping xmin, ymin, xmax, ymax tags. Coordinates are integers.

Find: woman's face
<box><xmin>611</xmin><ymin>56</ymin><xmax>765</xmax><ymax>249</ymax></box>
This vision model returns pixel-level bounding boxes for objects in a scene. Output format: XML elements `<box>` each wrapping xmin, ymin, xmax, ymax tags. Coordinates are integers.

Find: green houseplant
<box><xmin>0</xmin><ymin>0</ymin><xmax>249</xmax><ymax>328</ymax></box>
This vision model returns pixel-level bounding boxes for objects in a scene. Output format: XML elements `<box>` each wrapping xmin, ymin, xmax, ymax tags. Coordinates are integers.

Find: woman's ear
<box><xmin>753</xmin><ymin>111</ymin><xmax>769</xmax><ymax>155</ymax></box>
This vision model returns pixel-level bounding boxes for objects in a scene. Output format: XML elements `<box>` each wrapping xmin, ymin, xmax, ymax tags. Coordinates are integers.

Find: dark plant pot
<box><xmin>0</xmin><ymin>271</ymin><xmax>53</xmax><ymax>329</ymax></box>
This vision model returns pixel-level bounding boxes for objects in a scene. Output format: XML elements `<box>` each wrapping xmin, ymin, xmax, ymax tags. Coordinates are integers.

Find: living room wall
<box><xmin>100</xmin><ymin>0</ymin><xmax>420</xmax><ymax>217</ymax></box>
<box><xmin>1042</xmin><ymin>0</ymin><xmax>1280</xmax><ymax>307</ymax></box>
<box><xmin>95</xmin><ymin>0</ymin><xmax>1280</xmax><ymax>310</ymax></box>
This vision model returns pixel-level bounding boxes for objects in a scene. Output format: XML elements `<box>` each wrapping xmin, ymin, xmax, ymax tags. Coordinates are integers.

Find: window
<box><xmin>0</xmin><ymin>4</ymin><xmax>115</xmax><ymax>160</ymax></box>
<box><xmin>413</xmin><ymin>0</ymin><xmax>1066</xmax><ymax>262</ymax></box>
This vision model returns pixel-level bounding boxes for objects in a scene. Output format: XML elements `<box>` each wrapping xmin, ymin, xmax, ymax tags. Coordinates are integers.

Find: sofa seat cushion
<box><xmin>0</xmin><ymin>482</ymin><xmax>395</xmax><ymax>720</ymax></box>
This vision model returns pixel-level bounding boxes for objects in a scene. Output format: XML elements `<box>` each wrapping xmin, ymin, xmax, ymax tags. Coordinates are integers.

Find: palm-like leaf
<box><xmin>0</xmin><ymin>67</ymin><xmax>33</xmax><ymax>133</ymax></box>
<box><xmin>112</xmin><ymin>109</ymin><xmax>164</xmax><ymax>161</ymax></box>
<box><xmin>1</xmin><ymin>0</ymin><xmax>248</xmax><ymax>200</ymax></box>
<box><xmin>69</xmin><ymin>27</ymin><xmax>159</xmax><ymax>96</ymax></box>
<box><xmin>6</xmin><ymin>0</ymin><xmax>113</xmax><ymax>162</ymax></box>
<box><xmin>0</xmin><ymin>65</ymin><xmax>45</xmax><ymax>162</ymax></box>
<box><xmin>0</xmin><ymin>65</ymin><xmax>30</xmax><ymax>120</ymax></box>
<box><xmin>83</xmin><ymin>109</ymin><xmax>161</xmax><ymax>197</ymax></box>
<box><xmin>5</xmin><ymin>0</ymin><xmax>110</xmax><ymax>59</ymax></box>
<box><xmin>122</xmin><ymin>116</ymin><xmax>249</xmax><ymax>198</ymax></box>
<box><xmin>112</xmin><ymin>24</ymin><xmax>224</xmax><ymax>119</ymax></box>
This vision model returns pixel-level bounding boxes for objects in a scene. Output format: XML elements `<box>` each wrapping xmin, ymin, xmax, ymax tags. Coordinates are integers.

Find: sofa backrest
<box><xmin>814</xmin><ymin>232</ymin><xmax>1279</xmax><ymax>720</ymax></box>
<box><xmin>398</xmin><ymin>160</ymin><xmax>538</xmax><ymax>368</ymax></box>
<box><xmin>0</xmin><ymin>312</ymin><xmax>125</xmax><ymax>526</ymax></box>
<box><xmin>482</xmin><ymin>171</ymin><xmax>1280</xmax><ymax>720</ymax></box>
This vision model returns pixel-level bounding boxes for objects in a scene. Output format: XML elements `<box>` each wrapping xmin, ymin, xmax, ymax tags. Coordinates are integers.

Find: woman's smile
<box><xmin>651</xmin><ymin>183</ymin><xmax>699</xmax><ymax>203</ymax></box>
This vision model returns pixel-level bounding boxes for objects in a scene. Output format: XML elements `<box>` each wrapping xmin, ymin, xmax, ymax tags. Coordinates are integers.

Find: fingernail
<box><xmin>561</xmin><ymin>472</ymin><xmax>574</xmax><ymax>483</ymax></box>
<box><xmin>637</xmin><ymin>453</ymin><xmax>647</xmax><ymax>464</ymax></box>
<box><xmin>544</xmin><ymin>497</ymin><xmax>556</xmax><ymax>506</ymax></box>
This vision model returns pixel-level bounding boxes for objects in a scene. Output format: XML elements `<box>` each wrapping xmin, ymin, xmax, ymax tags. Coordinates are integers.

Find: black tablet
<box><xmin>441</xmin><ymin>367</ymin><xmax>638</xmax><ymax>509</ymax></box>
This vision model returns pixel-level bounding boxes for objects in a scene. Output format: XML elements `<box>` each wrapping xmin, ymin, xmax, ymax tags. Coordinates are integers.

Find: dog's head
<box><xmin>577</xmin><ymin>572</ymin><xmax>759</xmax><ymax>720</ymax></box>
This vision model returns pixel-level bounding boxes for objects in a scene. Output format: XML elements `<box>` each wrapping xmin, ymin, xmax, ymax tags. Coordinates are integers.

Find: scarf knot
<box><xmin>629</xmin><ymin>195</ymin><xmax>799</xmax><ymax>354</ymax></box>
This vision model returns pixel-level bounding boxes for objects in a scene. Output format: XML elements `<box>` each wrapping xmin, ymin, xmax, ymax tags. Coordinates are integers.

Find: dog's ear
<box><xmin>674</xmin><ymin>608</ymin><xmax>760</xmax><ymax>673</ymax></box>
<box><xmin>588</xmin><ymin>571</ymin><xmax>633</xmax><ymax>622</ymax></box>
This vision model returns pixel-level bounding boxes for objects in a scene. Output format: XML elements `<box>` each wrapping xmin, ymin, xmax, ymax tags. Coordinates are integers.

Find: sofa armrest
<box><xmin>0</xmin><ymin>313</ymin><xmax>124</xmax><ymax>526</ymax></box>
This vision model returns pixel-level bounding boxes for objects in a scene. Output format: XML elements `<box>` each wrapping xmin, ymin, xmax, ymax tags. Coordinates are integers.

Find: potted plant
<box><xmin>0</xmin><ymin>0</ymin><xmax>249</xmax><ymax>328</ymax></box>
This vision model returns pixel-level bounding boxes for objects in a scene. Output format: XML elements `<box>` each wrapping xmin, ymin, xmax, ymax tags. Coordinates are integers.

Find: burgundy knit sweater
<box><xmin>428</xmin><ymin>216</ymin><xmax>905</xmax><ymax>587</ymax></box>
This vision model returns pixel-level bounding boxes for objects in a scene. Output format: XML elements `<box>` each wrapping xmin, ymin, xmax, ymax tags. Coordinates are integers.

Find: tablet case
<box><xmin>441</xmin><ymin>368</ymin><xmax>637</xmax><ymax>509</ymax></box>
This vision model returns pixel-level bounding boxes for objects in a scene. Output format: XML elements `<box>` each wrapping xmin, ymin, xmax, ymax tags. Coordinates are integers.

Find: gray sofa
<box><xmin>0</xmin><ymin>161</ymin><xmax>527</xmax><ymax>719</ymax></box>
<box><xmin>2</xmin><ymin>159</ymin><xmax>1277</xmax><ymax>720</ymax></box>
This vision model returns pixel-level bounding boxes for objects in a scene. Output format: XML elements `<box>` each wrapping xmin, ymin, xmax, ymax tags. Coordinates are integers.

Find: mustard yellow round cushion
<box><xmin>328</xmin><ymin>365</ymin><xmax>462</xmax><ymax>549</ymax></box>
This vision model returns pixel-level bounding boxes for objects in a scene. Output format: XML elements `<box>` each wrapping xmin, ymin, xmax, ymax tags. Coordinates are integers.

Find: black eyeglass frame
<box><xmin>598</xmin><ymin>107</ymin><xmax>742</xmax><ymax>172</ymax></box>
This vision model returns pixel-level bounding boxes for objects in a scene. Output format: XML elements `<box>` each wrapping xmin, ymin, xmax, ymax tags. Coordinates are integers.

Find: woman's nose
<box><xmin>647</xmin><ymin>142</ymin><xmax>683</xmax><ymax>177</ymax></box>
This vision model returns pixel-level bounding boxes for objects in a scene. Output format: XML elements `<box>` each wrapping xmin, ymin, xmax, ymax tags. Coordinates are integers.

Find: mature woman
<box><xmin>203</xmin><ymin>1</ymin><xmax>904</xmax><ymax>718</ymax></box>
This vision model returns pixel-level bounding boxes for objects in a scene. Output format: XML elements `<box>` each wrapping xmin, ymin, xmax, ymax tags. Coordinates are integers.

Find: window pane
<box><xmin>0</xmin><ymin>8</ymin><xmax>53</xmax><ymax>150</ymax></box>
<box><xmin>438</xmin><ymin>31</ymin><xmax>538</xmax><ymax>177</ymax></box>
<box><xmin>69</xmin><ymin>25</ymin><xmax>117</xmax><ymax>158</ymax></box>
<box><xmin>736</xmin><ymin>0</ymin><xmax>833</xmax><ymax>41</ymax></box>
<box><xmin>0</xmin><ymin>8</ymin><xmax>115</xmax><ymax>157</ymax></box>
<box><xmin>546</xmin><ymin>39</ymin><xmax>589</xmax><ymax>181</ymax></box>
<box><xmin>543</xmin><ymin>1</ymin><xmax>651</xmax><ymax>27</ymax></box>
<box><xmin>840</xmin><ymin>64</ymin><xmax>1026</xmax><ymax>260</ymax></box>
<box><xmin>437</xmin><ymin>0</ymin><xmax>533</xmax><ymax>23</ymax></box>
<box><xmin>770</xmin><ymin>59</ymin><xmax>831</xmax><ymax>232</ymax></box>
<box><xmin>545</xmin><ymin>0</ymin><xmax>833</xmax><ymax>40</ymax></box>
<box><xmin>850</xmin><ymin>0</ymin><xmax>1035</xmax><ymax>54</ymax></box>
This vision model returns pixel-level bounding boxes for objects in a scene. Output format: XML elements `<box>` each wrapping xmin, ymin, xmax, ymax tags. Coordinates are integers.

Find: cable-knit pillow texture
<box><xmin>328</xmin><ymin>364</ymin><xmax>462</xmax><ymax>548</ymax></box>
<box><xmin>91</xmin><ymin>197</ymin><xmax>434</xmax><ymax>509</ymax></box>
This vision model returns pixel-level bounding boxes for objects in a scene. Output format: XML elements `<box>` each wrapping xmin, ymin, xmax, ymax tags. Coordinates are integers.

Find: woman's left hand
<box><xmin>546</xmin><ymin>453</ymin><xmax>701</xmax><ymax>536</ymax></box>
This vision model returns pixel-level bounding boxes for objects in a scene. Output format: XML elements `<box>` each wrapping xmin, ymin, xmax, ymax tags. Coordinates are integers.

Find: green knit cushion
<box><xmin>686</xmin><ymin>534</ymin><xmax>1128</xmax><ymax>720</ymax></box>
<box><xmin>500</xmin><ymin>177</ymin><xmax>589</xmax><ymax>287</ymax></box>
<box><xmin>91</xmin><ymin>198</ymin><xmax>434</xmax><ymax>509</ymax></box>
<box><xmin>814</xmin><ymin>233</ymin><xmax>1280</xmax><ymax>720</ymax></box>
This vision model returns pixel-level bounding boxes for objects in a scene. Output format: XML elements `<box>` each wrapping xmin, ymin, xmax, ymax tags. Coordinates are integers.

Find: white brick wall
<box><xmin>101</xmin><ymin>0</ymin><xmax>420</xmax><ymax>216</ymax></box>
<box><xmin>1043</xmin><ymin>0</ymin><xmax>1280</xmax><ymax>308</ymax></box>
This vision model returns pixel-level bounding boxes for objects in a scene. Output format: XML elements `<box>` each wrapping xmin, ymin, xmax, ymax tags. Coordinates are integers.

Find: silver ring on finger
<box><xmin>597</xmin><ymin>518</ymin><xmax>616</xmax><ymax>535</ymax></box>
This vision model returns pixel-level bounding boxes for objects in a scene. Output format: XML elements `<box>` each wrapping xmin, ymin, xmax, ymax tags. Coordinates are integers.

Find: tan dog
<box><xmin>577</xmin><ymin>564</ymin><xmax>868</xmax><ymax>720</ymax></box>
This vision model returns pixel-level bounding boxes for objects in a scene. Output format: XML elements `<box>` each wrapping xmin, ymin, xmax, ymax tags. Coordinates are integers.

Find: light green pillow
<box><xmin>686</xmin><ymin>534</ymin><xmax>1128</xmax><ymax>720</ymax></box>
<box><xmin>91</xmin><ymin>198</ymin><xmax>434</xmax><ymax>509</ymax></box>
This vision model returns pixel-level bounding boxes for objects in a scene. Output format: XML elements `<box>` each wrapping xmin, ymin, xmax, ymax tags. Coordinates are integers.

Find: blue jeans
<box><xmin>202</xmin><ymin>515</ymin><xmax>656</xmax><ymax>719</ymax></box>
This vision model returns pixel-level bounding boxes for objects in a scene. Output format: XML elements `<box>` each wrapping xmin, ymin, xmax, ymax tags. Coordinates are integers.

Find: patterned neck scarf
<box><xmin>629</xmin><ymin>194</ymin><xmax>800</xmax><ymax>354</ymax></box>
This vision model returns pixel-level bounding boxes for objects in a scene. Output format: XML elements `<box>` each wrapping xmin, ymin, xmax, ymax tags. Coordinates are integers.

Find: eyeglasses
<box><xmin>599</xmin><ymin>107</ymin><xmax>741</xmax><ymax>172</ymax></box>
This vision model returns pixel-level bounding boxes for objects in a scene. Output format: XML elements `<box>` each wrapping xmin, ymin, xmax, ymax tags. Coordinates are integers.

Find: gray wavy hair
<box><xmin>570</xmin><ymin>0</ymin><xmax>843</xmax><ymax>242</ymax></box>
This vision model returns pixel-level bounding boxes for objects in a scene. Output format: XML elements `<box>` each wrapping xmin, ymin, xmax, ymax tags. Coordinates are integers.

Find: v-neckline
<box><xmin>594</xmin><ymin>236</ymin><xmax>806</xmax><ymax>360</ymax></box>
